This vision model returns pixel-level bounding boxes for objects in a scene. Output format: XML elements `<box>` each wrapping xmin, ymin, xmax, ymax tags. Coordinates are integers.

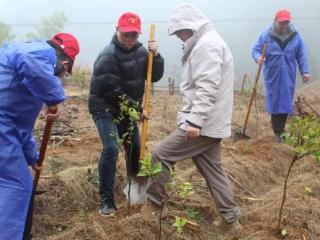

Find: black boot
<box><xmin>271</xmin><ymin>114</ymin><xmax>288</xmax><ymax>143</ymax></box>
<box><xmin>274</xmin><ymin>131</ymin><xmax>285</xmax><ymax>143</ymax></box>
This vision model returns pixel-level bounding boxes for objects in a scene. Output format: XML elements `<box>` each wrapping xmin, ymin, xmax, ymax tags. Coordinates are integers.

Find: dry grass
<box><xmin>31</xmin><ymin>87</ymin><xmax>320</xmax><ymax>240</ymax></box>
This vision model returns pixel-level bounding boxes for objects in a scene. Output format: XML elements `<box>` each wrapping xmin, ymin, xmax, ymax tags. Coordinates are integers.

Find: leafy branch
<box><xmin>277</xmin><ymin>115</ymin><xmax>320</xmax><ymax>233</ymax></box>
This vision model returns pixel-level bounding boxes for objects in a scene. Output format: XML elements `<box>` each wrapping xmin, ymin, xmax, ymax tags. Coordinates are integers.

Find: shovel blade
<box><xmin>233</xmin><ymin>129</ymin><xmax>250</xmax><ymax>142</ymax></box>
<box><xmin>34</xmin><ymin>189</ymin><xmax>47</xmax><ymax>195</ymax></box>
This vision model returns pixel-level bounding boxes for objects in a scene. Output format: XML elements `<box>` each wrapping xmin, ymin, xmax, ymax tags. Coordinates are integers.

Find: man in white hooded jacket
<box><xmin>141</xmin><ymin>3</ymin><xmax>241</xmax><ymax>233</ymax></box>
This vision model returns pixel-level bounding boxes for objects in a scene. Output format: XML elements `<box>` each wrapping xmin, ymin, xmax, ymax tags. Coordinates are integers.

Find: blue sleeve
<box><xmin>16</xmin><ymin>47</ymin><xmax>65</xmax><ymax>106</ymax></box>
<box><xmin>23</xmin><ymin>133</ymin><xmax>39</xmax><ymax>166</ymax></box>
<box><xmin>296</xmin><ymin>35</ymin><xmax>309</xmax><ymax>75</ymax></box>
<box><xmin>252</xmin><ymin>31</ymin><xmax>267</xmax><ymax>63</ymax></box>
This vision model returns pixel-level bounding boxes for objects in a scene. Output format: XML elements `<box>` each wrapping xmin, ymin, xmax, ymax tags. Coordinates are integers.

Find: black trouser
<box><xmin>92</xmin><ymin>112</ymin><xmax>140</xmax><ymax>207</ymax></box>
<box><xmin>271</xmin><ymin>114</ymin><xmax>288</xmax><ymax>135</ymax></box>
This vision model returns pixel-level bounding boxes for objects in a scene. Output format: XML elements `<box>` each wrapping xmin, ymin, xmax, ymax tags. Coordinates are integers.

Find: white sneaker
<box><xmin>123</xmin><ymin>178</ymin><xmax>148</xmax><ymax>205</ymax></box>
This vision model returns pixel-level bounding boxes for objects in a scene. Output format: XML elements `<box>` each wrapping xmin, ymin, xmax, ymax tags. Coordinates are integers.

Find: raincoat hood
<box><xmin>168</xmin><ymin>4</ymin><xmax>214</xmax><ymax>35</ymax></box>
<box><xmin>169</xmin><ymin>4</ymin><xmax>215</xmax><ymax>63</ymax></box>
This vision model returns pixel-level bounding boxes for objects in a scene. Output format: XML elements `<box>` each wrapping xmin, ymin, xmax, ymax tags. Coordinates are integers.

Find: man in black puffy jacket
<box><xmin>88</xmin><ymin>12</ymin><xmax>164</xmax><ymax>216</ymax></box>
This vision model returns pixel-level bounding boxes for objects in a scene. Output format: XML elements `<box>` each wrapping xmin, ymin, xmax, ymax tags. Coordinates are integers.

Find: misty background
<box><xmin>1</xmin><ymin>0</ymin><xmax>319</xmax><ymax>89</ymax></box>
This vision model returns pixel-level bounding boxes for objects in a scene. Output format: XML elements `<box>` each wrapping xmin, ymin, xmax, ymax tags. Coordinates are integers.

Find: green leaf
<box><xmin>304</xmin><ymin>186</ymin><xmax>312</xmax><ymax>194</ymax></box>
<box><xmin>109</xmin><ymin>132</ymin><xmax>117</xmax><ymax>138</ymax></box>
<box><xmin>281</xmin><ymin>228</ymin><xmax>287</xmax><ymax>237</ymax></box>
<box><xmin>172</xmin><ymin>216</ymin><xmax>187</xmax><ymax>234</ymax></box>
<box><xmin>179</xmin><ymin>182</ymin><xmax>194</xmax><ymax>198</ymax></box>
<box><xmin>151</xmin><ymin>161</ymin><xmax>162</xmax><ymax>176</ymax></box>
<box><xmin>144</xmin><ymin>152</ymin><xmax>152</xmax><ymax>166</ymax></box>
<box><xmin>294</xmin><ymin>146</ymin><xmax>308</xmax><ymax>155</ymax></box>
<box><xmin>138</xmin><ymin>152</ymin><xmax>159</xmax><ymax>177</ymax></box>
<box><xmin>169</xmin><ymin>166</ymin><xmax>177</xmax><ymax>179</ymax></box>
<box><xmin>285</xmin><ymin>116</ymin><xmax>320</xmax><ymax>162</ymax></box>
<box><xmin>165</xmin><ymin>182</ymin><xmax>174</xmax><ymax>190</ymax></box>
<box><xmin>172</xmin><ymin>222</ymin><xmax>179</xmax><ymax>227</ymax></box>
<box><xmin>137</xmin><ymin>172</ymin><xmax>148</xmax><ymax>177</ymax></box>
<box><xmin>185</xmin><ymin>207</ymin><xmax>203</xmax><ymax>222</ymax></box>
<box><xmin>181</xmin><ymin>218</ymin><xmax>187</xmax><ymax>226</ymax></box>
<box><xmin>128</xmin><ymin>107</ymin><xmax>139</xmax><ymax>120</ymax></box>
<box><xmin>241</xmin><ymin>88</ymin><xmax>250</xmax><ymax>97</ymax></box>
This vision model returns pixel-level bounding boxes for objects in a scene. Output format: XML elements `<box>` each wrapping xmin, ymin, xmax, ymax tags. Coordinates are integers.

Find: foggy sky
<box><xmin>1</xmin><ymin>0</ymin><xmax>320</xmax><ymax>88</ymax></box>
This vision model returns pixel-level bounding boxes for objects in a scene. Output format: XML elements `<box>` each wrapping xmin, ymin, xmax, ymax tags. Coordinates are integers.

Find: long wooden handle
<box><xmin>33</xmin><ymin>109</ymin><xmax>56</xmax><ymax>189</ymax></box>
<box><xmin>242</xmin><ymin>44</ymin><xmax>268</xmax><ymax>136</ymax></box>
<box><xmin>140</xmin><ymin>24</ymin><xmax>155</xmax><ymax>160</ymax></box>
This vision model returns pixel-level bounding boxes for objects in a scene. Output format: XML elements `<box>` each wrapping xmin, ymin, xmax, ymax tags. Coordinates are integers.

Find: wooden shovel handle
<box><xmin>33</xmin><ymin>108</ymin><xmax>57</xmax><ymax>189</ymax></box>
<box><xmin>140</xmin><ymin>24</ymin><xmax>155</xmax><ymax>160</ymax></box>
<box><xmin>242</xmin><ymin>44</ymin><xmax>268</xmax><ymax>136</ymax></box>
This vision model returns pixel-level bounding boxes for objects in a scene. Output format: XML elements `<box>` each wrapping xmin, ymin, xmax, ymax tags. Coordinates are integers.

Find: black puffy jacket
<box><xmin>88</xmin><ymin>34</ymin><xmax>164</xmax><ymax>115</ymax></box>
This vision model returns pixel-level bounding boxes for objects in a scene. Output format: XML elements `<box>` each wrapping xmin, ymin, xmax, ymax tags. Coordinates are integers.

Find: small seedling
<box><xmin>165</xmin><ymin>167</ymin><xmax>177</xmax><ymax>190</ymax></box>
<box><xmin>280</xmin><ymin>228</ymin><xmax>287</xmax><ymax>238</ymax></box>
<box><xmin>304</xmin><ymin>186</ymin><xmax>312</xmax><ymax>194</ymax></box>
<box><xmin>179</xmin><ymin>182</ymin><xmax>194</xmax><ymax>198</ymax></box>
<box><xmin>86</xmin><ymin>168</ymin><xmax>99</xmax><ymax>187</ymax></box>
<box><xmin>172</xmin><ymin>216</ymin><xmax>187</xmax><ymax>234</ymax></box>
<box><xmin>185</xmin><ymin>207</ymin><xmax>203</xmax><ymax>223</ymax></box>
<box><xmin>138</xmin><ymin>153</ymin><xmax>195</xmax><ymax>239</ymax></box>
<box><xmin>277</xmin><ymin>115</ymin><xmax>320</xmax><ymax>231</ymax></box>
<box><xmin>109</xmin><ymin>94</ymin><xmax>141</xmax><ymax>215</ymax></box>
<box><xmin>138</xmin><ymin>152</ymin><xmax>162</xmax><ymax>177</ymax></box>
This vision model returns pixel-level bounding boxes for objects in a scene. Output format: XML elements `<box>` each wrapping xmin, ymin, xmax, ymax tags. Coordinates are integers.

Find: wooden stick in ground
<box><xmin>242</xmin><ymin>44</ymin><xmax>268</xmax><ymax>137</ymax></box>
<box><xmin>140</xmin><ymin>24</ymin><xmax>155</xmax><ymax>160</ymax></box>
<box><xmin>240</xmin><ymin>73</ymin><xmax>248</xmax><ymax>92</ymax></box>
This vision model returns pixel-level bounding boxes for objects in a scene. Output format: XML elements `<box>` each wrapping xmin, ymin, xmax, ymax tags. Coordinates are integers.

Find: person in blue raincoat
<box><xmin>252</xmin><ymin>9</ymin><xmax>310</xmax><ymax>142</ymax></box>
<box><xmin>0</xmin><ymin>32</ymin><xmax>80</xmax><ymax>240</ymax></box>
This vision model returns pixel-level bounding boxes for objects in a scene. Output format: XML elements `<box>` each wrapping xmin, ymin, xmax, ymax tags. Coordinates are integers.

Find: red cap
<box><xmin>117</xmin><ymin>12</ymin><xmax>142</xmax><ymax>34</ymax></box>
<box><xmin>51</xmin><ymin>33</ymin><xmax>80</xmax><ymax>63</ymax></box>
<box><xmin>275</xmin><ymin>9</ymin><xmax>292</xmax><ymax>22</ymax></box>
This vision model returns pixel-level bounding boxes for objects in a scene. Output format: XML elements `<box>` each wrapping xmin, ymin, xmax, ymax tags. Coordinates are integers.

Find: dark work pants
<box><xmin>93</xmin><ymin>112</ymin><xmax>140</xmax><ymax>207</ymax></box>
<box><xmin>271</xmin><ymin>114</ymin><xmax>288</xmax><ymax>135</ymax></box>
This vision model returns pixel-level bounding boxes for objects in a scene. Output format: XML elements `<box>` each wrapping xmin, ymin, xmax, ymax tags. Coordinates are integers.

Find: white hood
<box><xmin>168</xmin><ymin>4</ymin><xmax>213</xmax><ymax>35</ymax></box>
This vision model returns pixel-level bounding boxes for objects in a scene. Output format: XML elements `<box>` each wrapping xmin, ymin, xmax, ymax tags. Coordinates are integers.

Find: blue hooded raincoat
<box><xmin>0</xmin><ymin>41</ymin><xmax>65</xmax><ymax>240</ymax></box>
<box><xmin>252</xmin><ymin>25</ymin><xmax>309</xmax><ymax>114</ymax></box>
